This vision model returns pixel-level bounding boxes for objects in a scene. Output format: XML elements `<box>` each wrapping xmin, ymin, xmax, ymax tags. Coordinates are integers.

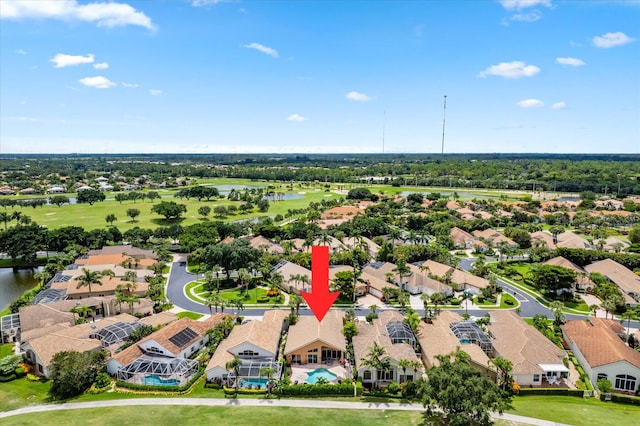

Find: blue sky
<box><xmin>1</xmin><ymin>0</ymin><xmax>638</xmax><ymax>154</ymax></box>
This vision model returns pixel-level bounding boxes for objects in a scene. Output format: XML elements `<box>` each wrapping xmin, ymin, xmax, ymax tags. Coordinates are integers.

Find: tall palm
<box><xmin>589</xmin><ymin>304</ymin><xmax>600</xmax><ymax>317</ymax></box>
<box><xmin>226</xmin><ymin>356</ymin><xmax>242</xmax><ymax>392</ymax></box>
<box><xmin>602</xmin><ymin>298</ymin><xmax>617</xmax><ymax>320</ymax></box>
<box><xmin>397</xmin><ymin>359</ymin><xmax>412</xmax><ymax>383</ymax></box>
<box><xmin>289</xmin><ymin>293</ymin><xmax>303</xmax><ymax>315</ymax></box>
<box><xmin>491</xmin><ymin>356</ymin><xmax>514</xmax><ymax>391</ymax></box>
<box><xmin>409</xmin><ymin>360</ymin><xmax>423</xmax><ymax>380</ymax></box>
<box><xmin>430</xmin><ymin>292</ymin><xmax>447</xmax><ymax>318</ymax></box>
<box><xmin>459</xmin><ymin>292</ymin><xmax>473</xmax><ymax>315</ymax></box>
<box><xmin>360</xmin><ymin>341</ymin><xmax>391</xmax><ymax>389</ymax></box>
<box><xmin>204</xmin><ymin>293</ymin><xmax>223</xmax><ymax>315</ymax></box>
<box><xmin>621</xmin><ymin>310</ymin><xmax>637</xmax><ymax>337</ymax></box>
<box><xmin>76</xmin><ymin>268</ymin><xmax>103</xmax><ymax>297</ymax></box>
<box><xmin>549</xmin><ymin>301</ymin><xmax>565</xmax><ymax>326</ymax></box>
<box><xmin>420</xmin><ymin>293</ymin><xmax>432</xmax><ymax>322</ymax></box>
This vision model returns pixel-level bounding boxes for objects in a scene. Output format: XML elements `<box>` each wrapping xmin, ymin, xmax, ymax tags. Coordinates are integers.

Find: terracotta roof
<box><xmin>562</xmin><ymin>318</ymin><xmax>640</xmax><ymax>369</ymax></box>
<box><xmin>584</xmin><ymin>258</ymin><xmax>640</xmax><ymax>297</ymax></box>
<box><xmin>23</xmin><ymin>333</ymin><xmax>102</xmax><ymax>370</ymax></box>
<box><xmin>320</xmin><ymin>206</ymin><xmax>364</xmax><ymax>220</ymax></box>
<box><xmin>139</xmin><ymin>312</ymin><xmax>179</xmax><ymax>328</ymax></box>
<box><xmin>65</xmin><ymin>275</ymin><xmax>149</xmax><ymax>297</ymax></box>
<box><xmin>353</xmin><ymin>311</ymin><xmax>419</xmax><ymax>370</ymax></box>
<box><xmin>274</xmin><ymin>261</ymin><xmax>312</xmax><ymax>293</ymax></box>
<box><xmin>76</xmin><ymin>254</ymin><xmax>156</xmax><ymax>267</ymax></box>
<box><xmin>544</xmin><ymin>256</ymin><xmax>594</xmax><ymax>288</ymax></box>
<box><xmin>488</xmin><ymin>311</ymin><xmax>566</xmax><ymax>376</ymax></box>
<box><xmin>86</xmin><ymin>245</ymin><xmax>157</xmax><ymax>258</ymax></box>
<box><xmin>530</xmin><ymin>231</ymin><xmax>556</xmax><ymax>249</ymax></box>
<box><xmin>246</xmin><ymin>235</ymin><xmax>284</xmax><ymax>254</ymax></box>
<box><xmin>450</xmin><ymin>227</ymin><xmax>475</xmax><ymax>246</ymax></box>
<box><xmin>416</xmin><ymin>311</ymin><xmax>492</xmax><ymax>370</ymax></box>
<box><xmin>556</xmin><ymin>232</ymin><xmax>592</xmax><ymax>249</ymax></box>
<box><xmin>284</xmin><ymin>310</ymin><xmax>345</xmax><ymax>355</ymax></box>
<box><xmin>421</xmin><ymin>260</ymin><xmax>488</xmax><ymax>290</ymax></box>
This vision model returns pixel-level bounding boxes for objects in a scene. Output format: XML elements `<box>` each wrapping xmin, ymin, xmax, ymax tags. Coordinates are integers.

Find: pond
<box><xmin>0</xmin><ymin>268</ymin><xmax>39</xmax><ymax>311</ymax></box>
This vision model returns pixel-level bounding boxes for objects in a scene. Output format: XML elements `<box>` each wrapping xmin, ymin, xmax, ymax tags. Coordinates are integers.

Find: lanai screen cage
<box><xmin>227</xmin><ymin>360</ymin><xmax>283</xmax><ymax>382</ymax></box>
<box><xmin>117</xmin><ymin>356</ymin><xmax>199</xmax><ymax>385</ymax></box>
<box><xmin>386</xmin><ymin>321</ymin><xmax>417</xmax><ymax>347</ymax></box>
<box><xmin>31</xmin><ymin>288</ymin><xmax>66</xmax><ymax>304</ymax></box>
<box><xmin>1</xmin><ymin>313</ymin><xmax>20</xmax><ymax>343</ymax></box>
<box><xmin>449</xmin><ymin>320</ymin><xmax>493</xmax><ymax>355</ymax></box>
<box><xmin>94</xmin><ymin>322</ymin><xmax>143</xmax><ymax>347</ymax></box>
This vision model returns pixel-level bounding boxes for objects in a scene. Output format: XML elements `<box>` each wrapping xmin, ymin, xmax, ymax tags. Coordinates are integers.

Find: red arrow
<box><xmin>301</xmin><ymin>245</ymin><xmax>341</xmax><ymax>322</ymax></box>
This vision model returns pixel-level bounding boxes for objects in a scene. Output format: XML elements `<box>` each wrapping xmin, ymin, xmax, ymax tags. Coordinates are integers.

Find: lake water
<box><xmin>0</xmin><ymin>268</ymin><xmax>39</xmax><ymax>311</ymax></box>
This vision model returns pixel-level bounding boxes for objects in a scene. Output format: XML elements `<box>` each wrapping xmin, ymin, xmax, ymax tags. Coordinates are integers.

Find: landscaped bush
<box><xmin>275</xmin><ymin>382</ymin><xmax>362</xmax><ymax>397</ymax></box>
<box><xmin>26</xmin><ymin>373</ymin><xmax>41</xmax><ymax>382</ymax></box>
<box><xmin>600</xmin><ymin>393</ymin><xmax>640</xmax><ymax>406</ymax></box>
<box><xmin>517</xmin><ymin>388</ymin><xmax>584</xmax><ymax>397</ymax></box>
<box><xmin>0</xmin><ymin>373</ymin><xmax>17</xmax><ymax>382</ymax></box>
<box><xmin>386</xmin><ymin>381</ymin><xmax>400</xmax><ymax>394</ymax></box>
<box><xmin>449</xmin><ymin>299</ymin><xmax>460</xmax><ymax>305</ymax></box>
<box><xmin>204</xmin><ymin>382</ymin><xmax>222</xmax><ymax>390</ymax></box>
<box><xmin>223</xmin><ymin>386</ymin><xmax>266</xmax><ymax>395</ymax></box>
<box><xmin>14</xmin><ymin>367</ymin><xmax>26</xmax><ymax>377</ymax></box>
<box><xmin>94</xmin><ymin>372</ymin><xmax>111</xmax><ymax>389</ymax></box>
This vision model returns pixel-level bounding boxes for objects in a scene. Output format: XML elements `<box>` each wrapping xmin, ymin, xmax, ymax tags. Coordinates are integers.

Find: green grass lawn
<box><xmin>0</xmin><ymin>377</ymin><xmax>52</xmax><ymax>412</ymax></box>
<box><xmin>499</xmin><ymin>293</ymin><xmax>518</xmax><ymax>309</ymax></box>
<box><xmin>1</xmin><ymin>406</ymin><xmax>428</xmax><ymax>426</ymax></box>
<box><xmin>218</xmin><ymin>287</ymin><xmax>269</xmax><ymax>303</ymax></box>
<box><xmin>0</xmin><ymin>343</ymin><xmax>15</xmax><ymax>357</ymax></box>
<box><xmin>509</xmin><ymin>395</ymin><xmax>640</xmax><ymax>426</ymax></box>
<box><xmin>175</xmin><ymin>311</ymin><xmax>204</xmax><ymax>320</ymax></box>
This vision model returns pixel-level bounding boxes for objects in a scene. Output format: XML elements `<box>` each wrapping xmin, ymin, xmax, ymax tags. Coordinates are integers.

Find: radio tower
<box><xmin>441</xmin><ymin>95</ymin><xmax>447</xmax><ymax>156</ymax></box>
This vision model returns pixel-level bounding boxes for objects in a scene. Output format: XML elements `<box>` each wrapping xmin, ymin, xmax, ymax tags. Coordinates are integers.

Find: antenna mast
<box><xmin>441</xmin><ymin>95</ymin><xmax>447</xmax><ymax>156</ymax></box>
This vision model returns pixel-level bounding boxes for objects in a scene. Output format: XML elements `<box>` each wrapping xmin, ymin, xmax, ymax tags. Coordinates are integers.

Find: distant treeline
<box><xmin>1</xmin><ymin>153</ymin><xmax>639</xmax><ymax>195</ymax></box>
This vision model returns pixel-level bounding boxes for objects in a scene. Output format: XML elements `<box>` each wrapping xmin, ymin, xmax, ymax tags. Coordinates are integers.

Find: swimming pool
<box><xmin>142</xmin><ymin>375</ymin><xmax>180</xmax><ymax>386</ymax></box>
<box><xmin>306</xmin><ymin>368</ymin><xmax>337</xmax><ymax>384</ymax></box>
<box><xmin>239</xmin><ymin>378</ymin><xmax>269</xmax><ymax>389</ymax></box>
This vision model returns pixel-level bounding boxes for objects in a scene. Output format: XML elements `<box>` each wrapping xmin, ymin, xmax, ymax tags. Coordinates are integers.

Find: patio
<box><xmin>290</xmin><ymin>361</ymin><xmax>349</xmax><ymax>385</ymax></box>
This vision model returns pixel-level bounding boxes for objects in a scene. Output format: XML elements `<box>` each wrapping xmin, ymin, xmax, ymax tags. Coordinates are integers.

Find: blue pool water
<box><xmin>306</xmin><ymin>368</ymin><xmax>337</xmax><ymax>384</ymax></box>
<box><xmin>239</xmin><ymin>378</ymin><xmax>269</xmax><ymax>389</ymax></box>
<box><xmin>142</xmin><ymin>375</ymin><xmax>180</xmax><ymax>386</ymax></box>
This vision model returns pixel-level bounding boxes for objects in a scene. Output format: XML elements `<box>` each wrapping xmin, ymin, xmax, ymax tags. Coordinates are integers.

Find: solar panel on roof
<box><xmin>168</xmin><ymin>327</ymin><xmax>198</xmax><ymax>348</ymax></box>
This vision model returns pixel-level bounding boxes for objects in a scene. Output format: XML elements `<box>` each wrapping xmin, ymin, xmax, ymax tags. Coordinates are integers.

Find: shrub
<box><xmin>14</xmin><ymin>367</ymin><xmax>26</xmax><ymax>377</ymax></box>
<box><xmin>94</xmin><ymin>372</ymin><xmax>111</xmax><ymax>389</ymax></box>
<box><xmin>0</xmin><ymin>374</ymin><xmax>17</xmax><ymax>382</ymax></box>
<box><xmin>517</xmin><ymin>388</ymin><xmax>583</xmax><ymax>397</ymax></box>
<box><xmin>275</xmin><ymin>382</ymin><xmax>362</xmax><ymax>397</ymax></box>
<box><xmin>600</xmin><ymin>393</ymin><xmax>640</xmax><ymax>406</ymax></box>
<box><xmin>387</xmin><ymin>381</ymin><xmax>400</xmax><ymax>394</ymax></box>
<box><xmin>27</xmin><ymin>373</ymin><xmax>41</xmax><ymax>382</ymax></box>
<box><xmin>223</xmin><ymin>386</ymin><xmax>266</xmax><ymax>395</ymax></box>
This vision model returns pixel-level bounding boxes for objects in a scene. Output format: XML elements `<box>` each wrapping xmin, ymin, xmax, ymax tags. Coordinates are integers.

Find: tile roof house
<box><xmin>556</xmin><ymin>231</ymin><xmax>592</xmax><ymax>250</ymax></box>
<box><xmin>284</xmin><ymin>310</ymin><xmax>345</xmax><ymax>365</ymax></box>
<box><xmin>272</xmin><ymin>261</ymin><xmax>312</xmax><ymax>293</ymax></box>
<box><xmin>353</xmin><ymin>311</ymin><xmax>422</xmax><ymax>386</ymax></box>
<box><xmin>421</xmin><ymin>260</ymin><xmax>489</xmax><ymax>294</ymax></box>
<box><xmin>488</xmin><ymin>311</ymin><xmax>568</xmax><ymax>387</ymax></box>
<box><xmin>449</xmin><ymin>227</ymin><xmax>476</xmax><ymax>249</ymax></box>
<box><xmin>530</xmin><ymin>231</ymin><xmax>556</xmax><ymax>249</ymax></box>
<box><xmin>362</xmin><ymin>261</ymin><xmax>450</xmax><ymax>296</ymax></box>
<box><xmin>562</xmin><ymin>318</ymin><xmax>640</xmax><ymax>393</ymax></box>
<box><xmin>584</xmin><ymin>259</ymin><xmax>640</xmax><ymax>306</ymax></box>
<box><xmin>416</xmin><ymin>311</ymin><xmax>495</xmax><ymax>379</ymax></box>
<box><xmin>472</xmin><ymin>229</ymin><xmax>519</xmax><ymax>248</ymax></box>
<box><xmin>246</xmin><ymin>235</ymin><xmax>284</xmax><ymax>254</ymax></box>
<box><xmin>206</xmin><ymin>310</ymin><xmax>288</xmax><ymax>382</ymax></box>
<box><xmin>21</xmin><ymin>313</ymin><xmax>137</xmax><ymax>378</ymax></box>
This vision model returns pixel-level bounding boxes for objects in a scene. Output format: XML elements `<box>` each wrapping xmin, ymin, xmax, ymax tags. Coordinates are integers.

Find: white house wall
<box><xmin>206</xmin><ymin>366</ymin><xmax>228</xmax><ymax>381</ymax></box>
<box><xmin>229</xmin><ymin>342</ymin><xmax>276</xmax><ymax>360</ymax></box>
<box><xmin>138</xmin><ymin>339</ymin><xmax>172</xmax><ymax>356</ymax></box>
<box><xmin>106</xmin><ymin>359</ymin><xmax>123</xmax><ymax>375</ymax></box>
<box><xmin>591</xmin><ymin>361</ymin><xmax>640</xmax><ymax>392</ymax></box>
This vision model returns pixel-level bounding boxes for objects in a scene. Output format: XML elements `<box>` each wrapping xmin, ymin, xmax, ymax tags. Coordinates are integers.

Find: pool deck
<box><xmin>290</xmin><ymin>362</ymin><xmax>349</xmax><ymax>384</ymax></box>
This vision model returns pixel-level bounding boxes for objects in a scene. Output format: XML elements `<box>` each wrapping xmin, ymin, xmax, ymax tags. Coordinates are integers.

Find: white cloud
<box><xmin>122</xmin><ymin>82</ymin><xmax>138</xmax><ymax>88</ymax></box>
<box><xmin>556</xmin><ymin>57</ymin><xmax>585</xmax><ymax>66</ymax></box>
<box><xmin>50</xmin><ymin>53</ymin><xmax>94</xmax><ymax>68</ymax></box>
<box><xmin>192</xmin><ymin>0</ymin><xmax>236</xmax><ymax>6</ymax></box>
<box><xmin>517</xmin><ymin>99</ymin><xmax>544</xmax><ymax>108</ymax></box>
<box><xmin>0</xmin><ymin>0</ymin><xmax>155</xmax><ymax>30</ymax></box>
<box><xmin>78</xmin><ymin>76</ymin><xmax>116</xmax><ymax>89</ymax></box>
<box><xmin>499</xmin><ymin>0</ymin><xmax>552</xmax><ymax>10</ymax></box>
<box><xmin>552</xmin><ymin>102</ymin><xmax>566</xmax><ymax>109</ymax></box>
<box><xmin>478</xmin><ymin>61</ymin><xmax>540</xmax><ymax>78</ymax></box>
<box><xmin>509</xmin><ymin>11</ymin><xmax>542</xmax><ymax>22</ymax></box>
<box><xmin>345</xmin><ymin>91</ymin><xmax>372</xmax><ymax>102</ymax></box>
<box><xmin>243</xmin><ymin>43</ymin><xmax>279</xmax><ymax>58</ymax></box>
<box><xmin>149</xmin><ymin>89</ymin><xmax>162</xmax><ymax>96</ymax></box>
<box><xmin>592</xmin><ymin>32</ymin><xmax>635</xmax><ymax>48</ymax></box>
<box><xmin>16</xmin><ymin>49</ymin><xmax>27</xmax><ymax>55</ymax></box>
<box><xmin>287</xmin><ymin>114</ymin><xmax>307</xmax><ymax>122</ymax></box>
<box><xmin>93</xmin><ymin>62</ymin><xmax>109</xmax><ymax>69</ymax></box>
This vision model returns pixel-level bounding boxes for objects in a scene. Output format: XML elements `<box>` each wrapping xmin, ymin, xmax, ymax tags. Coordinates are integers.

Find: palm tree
<box><xmin>360</xmin><ymin>341</ymin><xmax>391</xmax><ymax>390</ymax></box>
<box><xmin>549</xmin><ymin>301</ymin><xmax>565</xmax><ymax>326</ymax></box>
<box><xmin>393</xmin><ymin>261</ymin><xmax>410</xmax><ymax>290</ymax></box>
<box><xmin>71</xmin><ymin>304</ymin><xmax>94</xmax><ymax>323</ymax></box>
<box><xmin>430</xmin><ymin>292</ymin><xmax>447</xmax><ymax>319</ymax></box>
<box><xmin>458</xmin><ymin>292</ymin><xmax>473</xmax><ymax>315</ymax></box>
<box><xmin>589</xmin><ymin>304</ymin><xmax>600</xmax><ymax>318</ymax></box>
<box><xmin>420</xmin><ymin>293</ymin><xmax>432</xmax><ymax>322</ymax></box>
<box><xmin>602</xmin><ymin>298</ymin><xmax>617</xmax><ymax>320</ymax></box>
<box><xmin>204</xmin><ymin>293</ymin><xmax>223</xmax><ymax>315</ymax></box>
<box><xmin>491</xmin><ymin>356</ymin><xmax>514</xmax><ymax>391</ymax></box>
<box><xmin>225</xmin><ymin>356</ymin><xmax>242</xmax><ymax>392</ymax></box>
<box><xmin>397</xmin><ymin>359</ymin><xmax>412</xmax><ymax>383</ymax></box>
<box><xmin>289</xmin><ymin>293</ymin><xmax>303</xmax><ymax>315</ymax></box>
<box><xmin>621</xmin><ymin>310</ymin><xmax>637</xmax><ymax>337</ymax></box>
<box><xmin>369</xmin><ymin>304</ymin><xmax>379</xmax><ymax>314</ymax></box>
<box><xmin>398</xmin><ymin>291</ymin><xmax>410</xmax><ymax>311</ymax></box>
<box><xmin>76</xmin><ymin>268</ymin><xmax>103</xmax><ymax>297</ymax></box>
<box><xmin>404</xmin><ymin>308</ymin><xmax>420</xmax><ymax>335</ymax></box>
<box><xmin>237</xmin><ymin>268</ymin><xmax>251</xmax><ymax>293</ymax></box>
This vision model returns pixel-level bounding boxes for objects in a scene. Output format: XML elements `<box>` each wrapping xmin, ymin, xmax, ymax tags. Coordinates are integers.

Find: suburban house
<box><xmin>416</xmin><ymin>311</ymin><xmax>495</xmax><ymax>379</ymax></box>
<box><xmin>362</xmin><ymin>261</ymin><xmax>451</xmax><ymax>296</ymax></box>
<box><xmin>488</xmin><ymin>311</ymin><xmax>568</xmax><ymax>387</ymax></box>
<box><xmin>271</xmin><ymin>260</ymin><xmax>311</xmax><ymax>293</ymax></box>
<box><xmin>562</xmin><ymin>318</ymin><xmax>640</xmax><ymax>394</ymax></box>
<box><xmin>556</xmin><ymin>231</ymin><xmax>592</xmax><ymax>250</ymax></box>
<box><xmin>543</xmin><ymin>256</ymin><xmax>595</xmax><ymax>292</ymax></box>
<box><xmin>318</xmin><ymin>205</ymin><xmax>365</xmax><ymax>228</ymax></box>
<box><xmin>530</xmin><ymin>231</ymin><xmax>556</xmax><ymax>249</ymax></box>
<box><xmin>246</xmin><ymin>235</ymin><xmax>284</xmax><ymax>254</ymax></box>
<box><xmin>341</xmin><ymin>236</ymin><xmax>380</xmax><ymax>260</ymax></box>
<box><xmin>360</xmin><ymin>268</ymin><xmax>397</xmax><ymax>300</ymax></box>
<box><xmin>353</xmin><ymin>311</ymin><xmax>421</xmax><ymax>387</ymax></box>
<box><xmin>284</xmin><ymin>310</ymin><xmax>345</xmax><ymax>365</ymax></box>
<box><xmin>472</xmin><ymin>229</ymin><xmax>519</xmax><ymax>248</ymax></box>
<box><xmin>107</xmin><ymin>314</ymin><xmax>230</xmax><ymax>386</ymax></box>
<box><xmin>205</xmin><ymin>310</ymin><xmax>287</xmax><ymax>384</ymax></box>
<box><xmin>21</xmin><ymin>313</ymin><xmax>138</xmax><ymax>378</ymax></box>
<box><xmin>421</xmin><ymin>260</ymin><xmax>489</xmax><ymax>295</ymax></box>
<box><xmin>449</xmin><ymin>227</ymin><xmax>476</xmax><ymax>250</ymax></box>
<box><xmin>585</xmin><ymin>258</ymin><xmax>640</xmax><ymax>306</ymax></box>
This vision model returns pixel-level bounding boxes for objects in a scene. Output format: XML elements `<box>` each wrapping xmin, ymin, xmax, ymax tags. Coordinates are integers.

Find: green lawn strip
<box><xmin>175</xmin><ymin>311</ymin><xmax>204</xmax><ymax>320</ymax></box>
<box><xmin>184</xmin><ymin>281</ymin><xmax>207</xmax><ymax>303</ymax></box>
<box><xmin>218</xmin><ymin>288</ymin><xmax>269</xmax><ymax>304</ymax></box>
<box><xmin>499</xmin><ymin>293</ymin><xmax>519</xmax><ymax>309</ymax></box>
<box><xmin>1</xmin><ymin>406</ymin><xmax>427</xmax><ymax>426</ymax></box>
<box><xmin>0</xmin><ymin>377</ymin><xmax>52</xmax><ymax>412</ymax></box>
<box><xmin>509</xmin><ymin>395</ymin><xmax>640</xmax><ymax>426</ymax></box>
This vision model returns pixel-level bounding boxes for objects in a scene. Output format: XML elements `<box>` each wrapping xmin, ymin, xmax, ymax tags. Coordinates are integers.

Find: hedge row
<box><xmin>0</xmin><ymin>374</ymin><xmax>17</xmax><ymax>382</ymax></box>
<box><xmin>116</xmin><ymin>368</ymin><xmax>204</xmax><ymax>393</ymax></box>
<box><xmin>223</xmin><ymin>386</ymin><xmax>266</xmax><ymax>395</ymax></box>
<box><xmin>600</xmin><ymin>393</ymin><xmax>640</xmax><ymax>406</ymax></box>
<box><xmin>275</xmin><ymin>382</ymin><xmax>363</xmax><ymax>397</ymax></box>
<box><xmin>517</xmin><ymin>388</ymin><xmax>584</xmax><ymax>397</ymax></box>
